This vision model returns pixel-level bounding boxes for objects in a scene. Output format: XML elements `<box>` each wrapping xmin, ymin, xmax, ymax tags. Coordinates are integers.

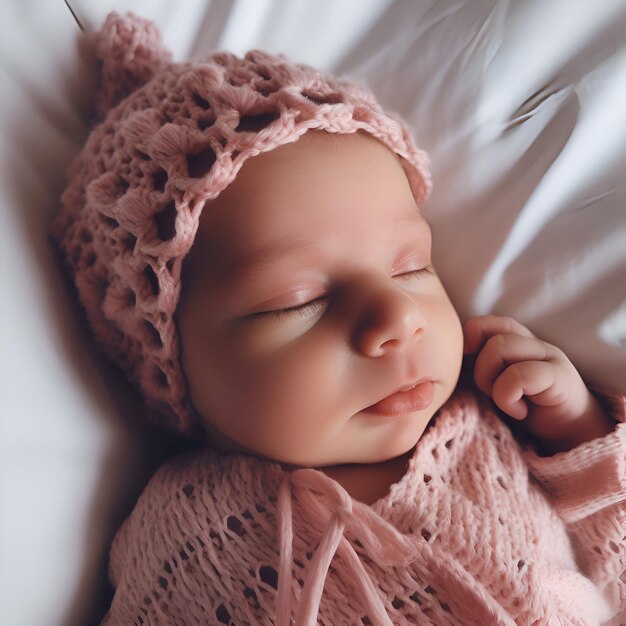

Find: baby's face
<box><xmin>177</xmin><ymin>131</ymin><xmax>463</xmax><ymax>467</ymax></box>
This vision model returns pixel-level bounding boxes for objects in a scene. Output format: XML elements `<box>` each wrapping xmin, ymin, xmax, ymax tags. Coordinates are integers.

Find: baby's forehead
<box><xmin>191</xmin><ymin>130</ymin><xmax>424</xmax><ymax>250</ymax></box>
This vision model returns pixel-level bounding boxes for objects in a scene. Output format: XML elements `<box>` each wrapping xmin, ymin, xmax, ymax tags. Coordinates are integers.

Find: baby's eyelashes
<box><xmin>392</xmin><ymin>265</ymin><xmax>433</xmax><ymax>281</ymax></box>
<box><xmin>260</xmin><ymin>297</ymin><xmax>328</xmax><ymax>320</ymax></box>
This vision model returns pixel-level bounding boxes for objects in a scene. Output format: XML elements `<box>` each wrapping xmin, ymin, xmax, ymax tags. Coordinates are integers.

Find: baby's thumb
<box><xmin>91</xmin><ymin>11</ymin><xmax>172</xmax><ymax>118</ymax></box>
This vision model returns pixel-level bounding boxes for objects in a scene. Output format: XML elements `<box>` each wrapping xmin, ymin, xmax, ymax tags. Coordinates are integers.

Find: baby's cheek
<box><xmin>429</xmin><ymin>294</ymin><xmax>463</xmax><ymax>377</ymax></box>
<box><xmin>227</xmin><ymin>353</ymin><xmax>343</xmax><ymax>464</ymax></box>
<box><xmin>230</xmin><ymin>314</ymin><xmax>322</xmax><ymax>356</ymax></box>
<box><xmin>263</xmin><ymin>328</ymin><xmax>345</xmax><ymax>407</ymax></box>
<box><xmin>251</xmin><ymin>325</ymin><xmax>349</xmax><ymax>425</ymax></box>
<box><xmin>447</xmin><ymin>307</ymin><xmax>464</xmax><ymax>356</ymax></box>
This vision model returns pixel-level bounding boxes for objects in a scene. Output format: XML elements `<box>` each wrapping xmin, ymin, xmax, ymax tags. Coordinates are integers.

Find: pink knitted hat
<box><xmin>50</xmin><ymin>11</ymin><xmax>432</xmax><ymax>435</ymax></box>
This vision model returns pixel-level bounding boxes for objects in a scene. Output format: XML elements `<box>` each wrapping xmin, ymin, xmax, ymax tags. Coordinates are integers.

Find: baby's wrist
<box><xmin>537</xmin><ymin>394</ymin><xmax>615</xmax><ymax>455</ymax></box>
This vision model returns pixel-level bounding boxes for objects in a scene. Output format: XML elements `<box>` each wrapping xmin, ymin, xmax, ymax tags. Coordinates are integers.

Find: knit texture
<box><xmin>49</xmin><ymin>11</ymin><xmax>431</xmax><ymax>434</ymax></box>
<box><xmin>101</xmin><ymin>389</ymin><xmax>625</xmax><ymax>625</ymax></box>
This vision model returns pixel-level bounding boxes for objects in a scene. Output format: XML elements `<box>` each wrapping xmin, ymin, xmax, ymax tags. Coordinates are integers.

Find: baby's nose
<box><xmin>352</xmin><ymin>277</ymin><xmax>427</xmax><ymax>357</ymax></box>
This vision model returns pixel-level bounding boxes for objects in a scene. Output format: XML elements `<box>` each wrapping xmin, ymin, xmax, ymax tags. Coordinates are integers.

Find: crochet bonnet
<box><xmin>50</xmin><ymin>11</ymin><xmax>432</xmax><ymax>435</ymax></box>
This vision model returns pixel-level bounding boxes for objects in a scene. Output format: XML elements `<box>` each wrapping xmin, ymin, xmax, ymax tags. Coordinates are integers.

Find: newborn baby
<box><xmin>51</xmin><ymin>12</ymin><xmax>625</xmax><ymax>626</ymax></box>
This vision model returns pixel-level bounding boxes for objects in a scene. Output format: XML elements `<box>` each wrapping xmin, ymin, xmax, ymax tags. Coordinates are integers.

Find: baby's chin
<box><xmin>308</xmin><ymin>416</ymin><xmax>437</xmax><ymax>469</ymax></box>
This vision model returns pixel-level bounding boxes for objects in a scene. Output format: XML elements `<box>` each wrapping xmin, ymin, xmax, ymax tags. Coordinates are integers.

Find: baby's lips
<box><xmin>363</xmin><ymin>381</ymin><xmax>434</xmax><ymax>416</ymax></box>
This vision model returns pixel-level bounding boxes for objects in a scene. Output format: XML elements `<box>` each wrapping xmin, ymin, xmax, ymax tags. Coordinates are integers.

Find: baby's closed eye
<box><xmin>256</xmin><ymin>297</ymin><xmax>328</xmax><ymax>320</ymax></box>
<box><xmin>249</xmin><ymin>263</ymin><xmax>434</xmax><ymax>322</ymax></box>
<box><xmin>392</xmin><ymin>265</ymin><xmax>433</xmax><ymax>281</ymax></box>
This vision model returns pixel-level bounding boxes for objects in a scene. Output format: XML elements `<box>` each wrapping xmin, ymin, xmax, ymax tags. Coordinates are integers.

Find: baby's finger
<box><xmin>491</xmin><ymin>361</ymin><xmax>556</xmax><ymax>420</ymax></box>
<box><xmin>473</xmin><ymin>334</ymin><xmax>551</xmax><ymax>395</ymax></box>
<box><xmin>463</xmin><ymin>315</ymin><xmax>535</xmax><ymax>355</ymax></box>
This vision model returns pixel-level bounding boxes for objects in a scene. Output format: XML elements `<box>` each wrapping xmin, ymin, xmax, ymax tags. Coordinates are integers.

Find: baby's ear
<box><xmin>91</xmin><ymin>11</ymin><xmax>172</xmax><ymax>118</ymax></box>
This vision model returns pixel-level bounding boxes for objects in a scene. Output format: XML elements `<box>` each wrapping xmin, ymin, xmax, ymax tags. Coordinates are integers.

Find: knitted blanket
<box><xmin>102</xmin><ymin>390</ymin><xmax>625</xmax><ymax>625</ymax></box>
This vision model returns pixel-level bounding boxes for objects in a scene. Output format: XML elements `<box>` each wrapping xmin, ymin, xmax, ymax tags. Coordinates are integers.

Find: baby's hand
<box><xmin>463</xmin><ymin>315</ymin><xmax>613</xmax><ymax>452</ymax></box>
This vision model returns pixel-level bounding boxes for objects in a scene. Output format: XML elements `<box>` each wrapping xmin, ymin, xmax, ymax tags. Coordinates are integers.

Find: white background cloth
<box><xmin>1</xmin><ymin>1</ymin><xmax>624</xmax><ymax>624</ymax></box>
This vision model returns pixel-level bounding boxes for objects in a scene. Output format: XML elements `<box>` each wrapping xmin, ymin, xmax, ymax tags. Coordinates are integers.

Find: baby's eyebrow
<box><xmin>221</xmin><ymin>236</ymin><xmax>321</xmax><ymax>283</ymax></box>
<box><xmin>219</xmin><ymin>213</ymin><xmax>430</xmax><ymax>288</ymax></box>
<box><xmin>393</xmin><ymin>208</ymin><xmax>430</xmax><ymax>229</ymax></box>
<box><xmin>390</xmin><ymin>214</ymin><xmax>432</xmax><ymax>244</ymax></box>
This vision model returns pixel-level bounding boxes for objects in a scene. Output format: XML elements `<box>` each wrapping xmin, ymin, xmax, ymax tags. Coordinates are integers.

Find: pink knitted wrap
<box><xmin>50</xmin><ymin>12</ymin><xmax>431</xmax><ymax>434</ymax></box>
<box><xmin>101</xmin><ymin>390</ymin><xmax>626</xmax><ymax>624</ymax></box>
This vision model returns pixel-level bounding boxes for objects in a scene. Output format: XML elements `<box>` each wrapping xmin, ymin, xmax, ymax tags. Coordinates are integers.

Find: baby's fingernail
<box><xmin>509</xmin><ymin>400</ymin><xmax>527</xmax><ymax>420</ymax></box>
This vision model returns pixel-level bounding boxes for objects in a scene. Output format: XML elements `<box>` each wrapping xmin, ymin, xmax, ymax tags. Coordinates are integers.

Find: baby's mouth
<box><xmin>362</xmin><ymin>380</ymin><xmax>434</xmax><ymax>417</ymax></box>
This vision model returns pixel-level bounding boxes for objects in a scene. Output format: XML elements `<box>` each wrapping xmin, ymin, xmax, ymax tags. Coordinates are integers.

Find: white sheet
<box><xmin>2</xmin><ymin>1</ymin><xmax>624</xmax><ymax>624</ymax></box>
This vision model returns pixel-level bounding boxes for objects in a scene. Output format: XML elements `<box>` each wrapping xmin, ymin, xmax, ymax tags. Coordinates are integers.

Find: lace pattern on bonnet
<box><xmin>50</xmin><ymin>11</ymin><xmax>431</xmax><ymax>434</ymax></box>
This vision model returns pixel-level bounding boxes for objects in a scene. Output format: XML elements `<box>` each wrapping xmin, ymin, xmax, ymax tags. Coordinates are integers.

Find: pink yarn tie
<box><xmin>276</xmin><ymin>469</ymin><xmax>413</xmax><ymax>625</ymax></box>
<box><xmin>276</xmin><ymin>469</ymin><xmax>518</xmax><ymax>626</ymax></box>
